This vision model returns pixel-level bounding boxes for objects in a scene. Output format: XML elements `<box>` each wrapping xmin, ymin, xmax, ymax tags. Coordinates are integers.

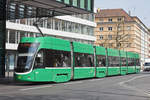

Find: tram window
<box><xmin>128</xmin><ymin>58</ymin><xmax>135</xmax><ymax>66</ymax></box>
<box><xmin>34</xmin><ymin>50</ymin><xmax>44</xmax><ymax>68</ymax></box>
<box><xmin>136</xmin><ymin>59</ymin><xmax>140</xmax><ymax>66</ymax></box>
<box><xmin>34</xmin><ymin>49</ymin><xmax>71</xmax><ymax>68</ymax></box>
<box><xmin>132</xmin><ymin>58</ymin><xmax>135</xmax><ymax>66</ymax></box>
<box><xmin>44</xmin><ymin>49</ymin><xmax>71</xmax><ymax>67</ymax></box>
<box><xmin>96</xmin><ymin>55</ymin><xmax>106</xmax><ymax>67</ymax></box>
<box><xmin>121</xmin><ymin>57</ymin><xmax>127</xmax><ymax>66</ymax></box>
<box><xmin>108</xmin><ymin>56</ymin><xmax>120</xmax><ymax>67</ymax></box>
<box><xmin>75</xmin><ymin>53</ymin><xmax>94</xmax><ymax>67</ymax></box>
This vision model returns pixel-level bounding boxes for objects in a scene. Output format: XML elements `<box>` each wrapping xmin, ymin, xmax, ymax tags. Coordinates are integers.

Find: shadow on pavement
<box><xmin>0</xmin><ymin>77</ymin><xmax>55</xmax><ymax>86</ymax></box>
<box><xmin>0</xmin><ymin>72</ymin><xmax>149</xmax><ymax>86</ymax></box>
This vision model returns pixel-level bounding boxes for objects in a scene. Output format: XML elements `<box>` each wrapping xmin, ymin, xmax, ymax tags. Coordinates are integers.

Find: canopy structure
<box><xmin>6</xmin><ymin>0</ymin><xmax>94</xmax><ymax>19</ymax></box>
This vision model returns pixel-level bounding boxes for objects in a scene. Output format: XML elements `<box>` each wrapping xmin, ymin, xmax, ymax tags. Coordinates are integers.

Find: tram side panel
<box><xmin>107</xmin><ymin>48</ymin><xmax>120</xmax><ymax>76</ymax></box>
<box><xmin>120</xmin><ymin>50</ymin><xmax>128</xmax><ymax>75</ymax></box>
<box><xmin>73</xmin><ymin>42</ymin><xmax>95</xmax><ymax>79</ymax></box>
<box><xmin>95</xmin><ymin>46</ymin><xmax>107</xmax><ymax>78</ymax></box>
<box><xmin>135</xmin><ymin>53</ymin><xmax>141</xmax><ymax>73</ymax></box>
<box><xmin>37</xmin><ymin>37</ymin><xmax>72</xmax><ymax>82</ymax></box>
<box><xmin>127</xmin><ymin>52</ymin><xmax>136</xmax><ymax>74</ymax></box>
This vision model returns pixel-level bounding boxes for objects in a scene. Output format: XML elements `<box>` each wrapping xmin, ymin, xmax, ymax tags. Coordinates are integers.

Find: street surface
<box><xmin>0</xmin><ymin>72</ymin><xmax>150</xmax><ymax>100</ymax></box>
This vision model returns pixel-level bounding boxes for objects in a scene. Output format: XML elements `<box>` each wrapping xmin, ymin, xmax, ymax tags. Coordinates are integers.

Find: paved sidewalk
<box><xmin>0</xmin><ymin>77</ymin><xmax>15</xmax><ymax>84</ymax></box>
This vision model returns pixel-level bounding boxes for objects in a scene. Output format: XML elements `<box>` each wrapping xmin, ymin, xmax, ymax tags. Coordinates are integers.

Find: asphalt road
<box><xmin>0</xmin><ymin>72</ymin><xmax>150</xmax><ymax>100</ymax></box>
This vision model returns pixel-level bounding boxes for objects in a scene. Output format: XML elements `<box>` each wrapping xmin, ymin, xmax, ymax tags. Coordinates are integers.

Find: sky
<box><xmin>95</xmin><ymin>0</ymin><xmax>150</xmax><ymax>28</ymax></box>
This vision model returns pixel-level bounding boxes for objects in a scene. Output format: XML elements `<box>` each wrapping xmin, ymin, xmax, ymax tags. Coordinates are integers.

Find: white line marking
<box><xmin>20</xmin><ymin>85</ymin><xmax>53</xmax><ymax>91</ymax></box>
<box><xmin>119</xmin><ymin>75</ymin><xmax>150</xmax><ymax>85</ymax></box>
<box><xmin>88</xmin><ymin>79</ymin><xmax>103</xmax><ymax>82</ymax></box>
<box><xmin>119</xmin><ymin>75</ymin><xmax>150</xmax><ymax>97</ymax></box>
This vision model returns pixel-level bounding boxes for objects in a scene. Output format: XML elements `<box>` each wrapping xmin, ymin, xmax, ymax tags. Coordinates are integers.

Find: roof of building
<box><xmin>132</xmin><ymin>16</ymin><xmax>150</xmax><ymax>32</ymax></box>
<box><xmin>95</xmin><ymin>8</ymin><xmax>134</xmax><ymax>22</ymax></box>
<box><xmin>95</xmin><ymin>8</ymin><xmax>150</xmax><ymax>33</ymax></box>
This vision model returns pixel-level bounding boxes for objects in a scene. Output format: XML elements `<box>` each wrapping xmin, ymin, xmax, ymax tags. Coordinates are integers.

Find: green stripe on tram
<box><xmin>107</xmin><ymin>48</ymin><xmax>120</xmax><ymax>57</ymax></box>
<box><xmin>107</xmin><ymin>48</ymin><xmax>120</xmax><ymax>76</ymax></box>
<box><xmin>95</xmin><ymin>46</ymin><xmax>106</xmax><ymax>55</ymax></box>
<box><xmin>73</xmin><ymin>42</ymin><xmax>94</xmax><ymax>54</ymax></box>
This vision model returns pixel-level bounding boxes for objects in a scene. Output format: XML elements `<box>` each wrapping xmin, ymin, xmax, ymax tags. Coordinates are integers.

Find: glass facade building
<box><xmin>56</xmin><ymin>0</ymin><xmax>94</xmax><ymax>12</ymax></box>
<box><xmin>1</xmin><ymin>0</ymin><xmax>95</xmax><ymax>77</ymax></box>
<box><xmin>5</xmin><ymin>14</ymin><xmax>96</xmax><ymax>72</ymax></box>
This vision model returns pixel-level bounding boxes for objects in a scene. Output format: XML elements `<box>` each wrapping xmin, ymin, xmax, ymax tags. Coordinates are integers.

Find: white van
<box><xmin>144</xmin><ymin>59</ymin><xmax>150</xmax><ymax>71</ymax></box>
<box><xmin>144</xmin><ymin>63</ymin><xmax>150</xmax><ymax>71</ymax></box>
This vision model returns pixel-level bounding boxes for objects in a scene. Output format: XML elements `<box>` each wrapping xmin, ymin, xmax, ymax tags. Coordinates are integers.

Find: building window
<box><xmin>99</xmin><ymin>27</ymin><xmax>103</xmax><ymax>31</ymax></box>
<box><xmin>87</xmin><ymin>0</ymin><xmax>92</xmax><ymax>11</ymax></box>
<box><xmin>118</xmin><ymin>18</ymin><xmax>122</xmax><ymax>22</ymax></box>
<box><xmin>100</xmin><ymin>44</ymin><xmax>104</xmax><ymax>46</ymax></box>
<box><xmin>6</xmin><ymin>30</ymin><xmax>9</xmax><ymax>43</ymax></box>
<box><xmin>108</xmin><ymin>27</ymin><xmax>113</xmax><ymax>31</ymax></box>
<box><xmin>117</xmin><ymin>43</ymin><xmax>121</xmax><ymax>47</ymax></box>
<box><xmin>80</xmin><ymin>0</ymin><xmax>85</xmax><ymax>9</ymax></box>
<box><xmin>118</xmin><ymin>26</ymin><xmax>121</xmax><ymax>31</ymax></box>
<box><xmin>127</xmin><ymin>26</ymin><xmax>131</xmax><ymax>30</ymax></box>
<box><xmin>108</xmin><ymin>35</ymin><xmax>112</xmax><ymax>40</ymax></box>
<box><xmin>117</xmin><ymin>35</ymin><xmax>121</xmax><ymax>40</ymax></box>
<box><xmin>99</xmin><ymin>18</ymin><xmax>104</xmax><ymax>22</ymax></box>
<box><xmin>72</xmin><ymin>0</ymin><xmax>78</xmax><ymax>7</ymax></box>
<box><xmin>20</xmin><ymin>31</ymin><xmax>26</xmax><ymax>40</ymax></box>
<box><xmin>127</xmin><ymin>43</ymin><xmax>131</xmax><ymax>47</ymax></box>
<box><xmin>9</xmin><ymin>30</ymin><xmax>16</xmax><ymax>43</ymax></box>
<box><xmin>99</xmin><ymin>35</ymin><xmax>103</xmax><ymax>40</ymax></box>
<box><xmin>19</xmin><ymin>5</ymin><xmax>25</xmax><ymax>18</ymax></box>
<box><xmin>108</xmin><ymin>18</ymin><xmax>112</xmax><ymax>22</ymax></box>
<box><xmin>109</xmin><ymin>43</ymin><xmax>113</xmax><ymax>47</ymax></box>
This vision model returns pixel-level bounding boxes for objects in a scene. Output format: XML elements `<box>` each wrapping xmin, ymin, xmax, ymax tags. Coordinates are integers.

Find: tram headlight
<box><xmin>28</xmin><ymin>76</ymin><xmax>31</xmax><ymax>79</ymax></box>
<box><xmin>18</xmin><ymin>76</ymin><xmax>22</xmax><ymax>79</ymax></box>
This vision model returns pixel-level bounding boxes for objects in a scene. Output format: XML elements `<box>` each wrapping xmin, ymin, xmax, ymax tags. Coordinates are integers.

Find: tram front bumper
<box><xmin>14</xmin><ymin>73</ymin><xmax>35</xmax><ymax>82</ymax></box>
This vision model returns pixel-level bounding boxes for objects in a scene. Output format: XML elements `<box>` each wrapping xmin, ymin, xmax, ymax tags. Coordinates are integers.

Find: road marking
<box><xmin>20</xmin><ymin>85</ymin><xmax>53</xmax><ymax>91</ymax></box>
<box><xmin>119</xmin><ymin>74</ymin><xmax>150</xmax><ymax>97</ymax></box>
<box><xmin>20</xmin><ymin>79</ymin><xmax>102</xmax><ymax>91</ymax></box>
<box><xmin>119</xmin><ymin>75</ymin><xmax>150</xmax><ymax>85</ymax></box>
<box><xmin>88</xmin><ymin>79</ymin><xmax>103</xmax><ymax>82</ymax></box>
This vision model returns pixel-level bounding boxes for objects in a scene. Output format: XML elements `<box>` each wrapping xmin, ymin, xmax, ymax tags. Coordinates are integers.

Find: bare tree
<box><xmin>100</xmin><ymin>21</ymin><xmax>130</xmax><ymax>50</ymax></box>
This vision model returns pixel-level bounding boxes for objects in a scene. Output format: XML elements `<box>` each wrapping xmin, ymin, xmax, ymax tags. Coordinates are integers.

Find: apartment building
<box><xmin>95</xmin><ymin>9</ymin><xmax>150</xmax><ymax>65</ymax></box>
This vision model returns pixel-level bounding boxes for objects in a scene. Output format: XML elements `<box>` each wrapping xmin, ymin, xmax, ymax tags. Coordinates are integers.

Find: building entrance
<box><xmin>5</xmin><ymin>51</ymin><xmax>17</xmax><ymax>77</ymax></box>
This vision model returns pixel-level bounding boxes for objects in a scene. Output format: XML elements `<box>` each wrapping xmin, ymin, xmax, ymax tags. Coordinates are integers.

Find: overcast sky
<box><xmin>95</xmin><ymin>0</ymin><xmax>150</xmax><ymax>28</ymax></box>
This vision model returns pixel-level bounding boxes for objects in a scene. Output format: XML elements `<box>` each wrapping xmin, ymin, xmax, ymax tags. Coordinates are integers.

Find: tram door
<box><xmin>6</xmin><ymin>53</ymin><xmax>16</xmax><ymax>77</ymax></box>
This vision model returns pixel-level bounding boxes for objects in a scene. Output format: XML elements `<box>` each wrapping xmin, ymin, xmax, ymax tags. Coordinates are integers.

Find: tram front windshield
<box><xmin>15</xmin><ymin>43</ymin><xmax>39</xmax><ymax>73</ymax></box>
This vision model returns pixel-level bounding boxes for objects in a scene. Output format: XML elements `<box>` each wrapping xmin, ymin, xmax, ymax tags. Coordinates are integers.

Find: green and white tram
<box><xmin>14</xmin><ymin>36</ymin><xmax>140</xmax><ymax>82</ymax></box>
